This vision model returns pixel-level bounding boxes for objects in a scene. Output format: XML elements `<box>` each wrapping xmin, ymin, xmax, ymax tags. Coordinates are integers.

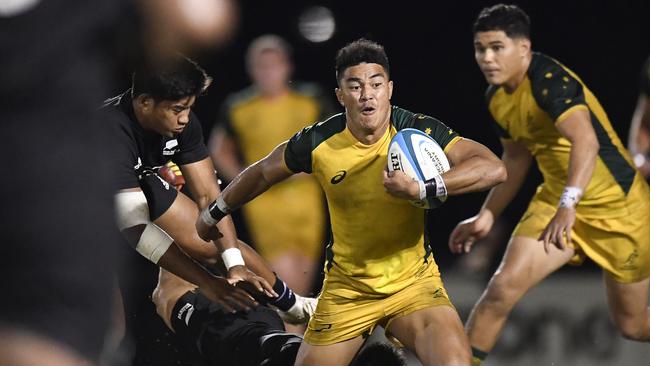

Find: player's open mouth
<box><xmin>361</xmin><ymin>106</ymin><xmax>375</xmax><ymax>115</ymax></box>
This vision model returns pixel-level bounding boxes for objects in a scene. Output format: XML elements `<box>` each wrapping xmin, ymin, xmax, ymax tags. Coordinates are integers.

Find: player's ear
<box><xmin>517</xmin><ymin>37</ymin><xmax>531</xmax><ymax>57</ymax></box>
<box><xmin>135</xmin><ymin>94</ymin><xmax>153</xmax><ymax>112</ymax></box>
<box><xmin>335</xmin><ymin>87</ymin><xmax>344</xmax><ymax>107</ymax></box>
<box><xmin>388</xmin><ymin>80</ymin><xmax>394</xmax><ymax>100</ymax></box>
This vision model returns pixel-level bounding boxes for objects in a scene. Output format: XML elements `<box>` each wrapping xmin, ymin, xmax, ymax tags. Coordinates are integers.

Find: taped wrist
<box><xmin>268</xmin><ymin>276</ymin><xmax>296</xmax><ymax>311</ymax></box>
<box><xmin>221</xmin><ymin>248</ymin><xmax>245</xmax><ymax>270</ymax></box>
<box><xmin>559</xmin><ymin>186</ymin><xmax>583</xmax><ymax>208</ymax></box>
<box><xmin>424</xmin><ymin>175</ymin><xmax>447</xmax><ymax>198</ymax></box>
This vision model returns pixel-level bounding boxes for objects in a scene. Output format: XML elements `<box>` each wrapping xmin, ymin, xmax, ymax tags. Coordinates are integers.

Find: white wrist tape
<box><xmin>418</xmin><ymin>180</ymin><xmax>427</xmax><ymax>200</ymax></box>
<box><xmin>136</xmin><ymin>223</ymin><xmax>174</xmax><ymax>264</ymax></box>
<box><xmin>221</xmin><ymin>248</ymin><xmax>245</xmax><ymax>270</ymax></box>
<box><xmin>559</xmin><ymin>186</ymin><xmax>583</xmax><ymax>208</ymax></box>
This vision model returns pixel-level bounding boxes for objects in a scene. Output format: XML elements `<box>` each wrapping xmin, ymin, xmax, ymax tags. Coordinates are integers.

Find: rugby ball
<box><xmin>387</xmin><ymin>128</ymin><xmax>450</xmax><ymax>209</ymax></box>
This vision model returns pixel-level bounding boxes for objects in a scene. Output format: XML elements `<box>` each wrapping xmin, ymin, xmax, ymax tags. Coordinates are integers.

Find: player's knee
<box><xmin>439</xmin><ymin>352</ymin><xmax>472</xmax><ymax>366</ymax></box>
<box><xmin>483</xmin><ymin>272</ymin><xmax>523</xmax><ymax>311</ymax></box>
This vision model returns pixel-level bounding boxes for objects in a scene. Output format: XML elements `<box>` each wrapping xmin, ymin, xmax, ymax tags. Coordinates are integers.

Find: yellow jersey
<box><xmin>487</xmin><ymin>52</ymin><xmax>646</xmax><ymax>218</ymax></box>
<box><xmin>284</xmin><ymin>106</ymin><xmax>461</xmax><ymax>297</ymax></box>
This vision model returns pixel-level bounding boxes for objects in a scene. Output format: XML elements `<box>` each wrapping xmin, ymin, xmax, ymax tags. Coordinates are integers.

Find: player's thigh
<box><xmin>603</xmin><ymin>273</ymin><xmax>650</xmax><ymax>326</ymax></box>
<box><xmin>294</xmin><ymin>336</ymin><xmax>364</xmax><ymax>366</ymax></box>
<box><xmin>387</xmin><ymin>305</ymin><xmax>469</xmax><ymax>362</ymax></box>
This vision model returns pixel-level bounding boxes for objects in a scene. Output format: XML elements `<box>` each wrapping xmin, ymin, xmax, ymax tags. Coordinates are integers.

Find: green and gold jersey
<box><xmin>487</xmin><ymin>52</ymin><xmax>646</xmax><ymax>218</ymax></box>
<box><xmin>284</xmin><ymin>106</ymin><xmax>461</xmax><ymax>296</ymax></box>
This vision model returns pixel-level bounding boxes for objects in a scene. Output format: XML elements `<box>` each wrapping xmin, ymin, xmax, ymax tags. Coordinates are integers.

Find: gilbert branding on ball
<box><xmin>388</xmin><ymin>128</ymin><xmax>450</xmax><ymax>208</ymax></box>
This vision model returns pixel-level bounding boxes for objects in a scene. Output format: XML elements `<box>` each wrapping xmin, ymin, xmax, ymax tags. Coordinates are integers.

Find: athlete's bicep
<box><xmin>260</xmin><ymin>142</ymin><xmax>295</xmax><ymax>184</ymax></box>
<box><xmin>445</xmin><ymin>138</ymin><xmax>500</xmax><ymax>167</ymax></box>
<box><xmin>555</xmin><ymin>108</ymin><xmax>595</xmax><ymax>144</ymax></box>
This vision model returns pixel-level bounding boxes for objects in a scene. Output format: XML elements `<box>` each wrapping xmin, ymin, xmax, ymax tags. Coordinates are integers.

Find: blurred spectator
<box><xmin>209</xmin><ymin>35</ymin><xmax>335</xmax><ymax>306</ymax></box>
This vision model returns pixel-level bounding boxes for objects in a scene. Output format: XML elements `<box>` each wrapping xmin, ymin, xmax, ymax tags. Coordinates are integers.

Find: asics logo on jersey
<box><xmin>330</xmin><ymin>170</ymin><xmax>347</xmax><ymax>184</ymax></box>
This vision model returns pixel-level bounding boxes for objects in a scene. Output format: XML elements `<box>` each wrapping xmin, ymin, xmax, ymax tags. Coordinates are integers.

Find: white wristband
<box><xmin>221</xmin><ymin>248</ymin><xmax>245</xmax><ymax>270</ymax></box>
<box><xmin>559</xmin><ymin>186</ymin><xmax>583</xmax><ymax>208</ymax></box>
<box><xmin>418</xmin><ymin>180</ymin><xmax>427</xmax><ymax>200</ymax></box>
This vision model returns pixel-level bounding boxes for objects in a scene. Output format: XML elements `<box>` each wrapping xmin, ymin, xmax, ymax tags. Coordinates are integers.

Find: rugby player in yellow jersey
<box><xmin>196</xmin><ymin>38</ymin><xmax>507</xmax><ymax>366</ymax></box>
<box><xmin>448</xmin><ymin>5</ymin><xmax>650</xmax><ymax>365</ymax></box>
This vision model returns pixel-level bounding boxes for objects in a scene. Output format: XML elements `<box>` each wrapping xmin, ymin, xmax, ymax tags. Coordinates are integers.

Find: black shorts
<box><xmin>171</xmin><ymin>291</ymin><xmax>301</xmax><ymax>366</ymax></box>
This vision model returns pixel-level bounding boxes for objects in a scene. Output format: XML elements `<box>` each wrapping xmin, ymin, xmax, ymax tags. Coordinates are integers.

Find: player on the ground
<box><xmin>152</xmin><ymin>265</ymin><xmax>408</xmax><ymax>366</ymax></box>
<box><xmin>197</xmin><ymin>38</ymin><xmax>507</xmax><ymax>366</ymax></box>
<box><xmin>448</xmin><ymin>5</ymin><xmax>650</xmax><ymax>365</ymax></box>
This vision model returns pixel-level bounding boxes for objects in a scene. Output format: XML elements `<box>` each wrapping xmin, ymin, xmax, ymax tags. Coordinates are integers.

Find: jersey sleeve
<box><xmin>530</xmin><ymin>58</ymin><xmax>588</xmax><ymax>123</ymax></box>
<box><xmin>174</xmin><ymin>111</ymin><xmax>209</xmax><ymax>165</ymax></box>
<box><xmin>284</xmin><ymin>124</ymin><xmax>315</xmax><ymax>173</ymax></box>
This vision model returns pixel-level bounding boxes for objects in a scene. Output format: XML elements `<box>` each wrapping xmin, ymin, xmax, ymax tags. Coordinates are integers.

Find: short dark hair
<box><xmin>350</xmin><ymin>342</ymin><xmax>407</xmax><ymax>366</ymax></box>
<box><xmin>131</xmin><ymin>56</ymin><xmax>212</xmax><ymax>101</ymax></box>
<box><xmin>473</xmin><ymin>4</ymin><xmax>530</xmax><ymax>39</ymax></box>
<box><xmin>335</xmin><ymin>38</ymin><xmax>390</xmax><ymax>85</ymax></box>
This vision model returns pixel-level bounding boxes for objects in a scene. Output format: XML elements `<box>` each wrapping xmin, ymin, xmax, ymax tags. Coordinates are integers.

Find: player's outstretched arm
<box><xmin>449</xmin><ymin>138</ymin><xmax>532</xmax><ymax>254</ymax></box>
<box><xmin>196</xmin><ymin>142</ymin><xmax>294</xmax><ymax>241</ymax></box>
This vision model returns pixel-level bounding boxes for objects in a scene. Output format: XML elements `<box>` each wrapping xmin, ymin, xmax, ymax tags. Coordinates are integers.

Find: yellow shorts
<box><xmin>303</xmin><ymin>262</ymin><xmax>454</xmax><ymax>345</ymax></box>
<box><xmin>243</xmin><ymin>176</ymin><xmax>324</xmax><ymax>261</ymax></box>
<box><xmin>513</xmin><ymin>197</ymin><xmax>650</xmax><ymax>283</ymax></box>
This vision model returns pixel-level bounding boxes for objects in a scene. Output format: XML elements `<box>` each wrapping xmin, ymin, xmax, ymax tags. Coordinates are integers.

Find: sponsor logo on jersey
<box><xmin>177</xmin><ymin>303</ymin><xmax>195</xmax><ymax>326</ymax></box>
<box><xmin>163</xmin><ymin>139</ymin><xmax>179</xmax><ymax>156</ymax></box>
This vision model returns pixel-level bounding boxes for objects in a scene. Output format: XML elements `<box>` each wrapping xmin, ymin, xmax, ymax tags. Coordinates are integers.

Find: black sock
<box><xmin>268</xmin><ymin>276</ymin><xmax>296</xmax><ymax>311</ymax></box>
<box><xmin>471</xmin><ymin>347</ymin><xmax>488</xmax><ymax>365</ymax></box>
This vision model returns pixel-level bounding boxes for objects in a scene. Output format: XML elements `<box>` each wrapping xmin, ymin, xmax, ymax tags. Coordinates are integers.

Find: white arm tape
<box><xmin>114</xmin><ymin>191</ymin><xmax>150</xmax><ymax>230</ymax></box>
<box><xmin>559</xmin><ymin>186</ymin><xmax>583</xmax><ymax>208</ymax></box>
<box><xmin>221</xmin><ymin>248</ymin><xmax>245</xmax><ymax>270</ymax></box>
<box><xmin>136</xmin><ymin>223</ymin><xmax>174</xmax><ymax>264</ymax></box>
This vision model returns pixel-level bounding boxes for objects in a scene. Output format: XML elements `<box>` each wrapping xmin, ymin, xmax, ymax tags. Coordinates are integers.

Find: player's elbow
<box><xmin>487</xmin><ymin>158</ymin><xmax>508</xmax><ymax>186</ymax></box>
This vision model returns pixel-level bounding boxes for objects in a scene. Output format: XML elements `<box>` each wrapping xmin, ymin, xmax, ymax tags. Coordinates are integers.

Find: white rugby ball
<box><xmin>387</xmin><ymin>128</ymin><xmax>450</xmax><ymax>209</ymax></box>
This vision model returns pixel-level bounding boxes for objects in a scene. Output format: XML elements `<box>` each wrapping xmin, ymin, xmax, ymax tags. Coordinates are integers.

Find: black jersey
<box><xmin>103</xmin><ymin>90</ymin><xmax>210</xmax><ymax>190</ymax></box>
